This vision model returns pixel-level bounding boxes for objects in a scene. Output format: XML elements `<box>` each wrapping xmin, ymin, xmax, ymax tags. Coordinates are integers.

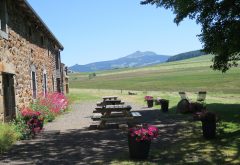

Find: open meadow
<box><xmin>69</xmin><ymin>55</ymin><xmax>240</xmax><ymax>93</ymax></box>
<box><xmin>68</xmin><ymin>55</ymin><xmax>240</xmax><ymax>164</ymax></box>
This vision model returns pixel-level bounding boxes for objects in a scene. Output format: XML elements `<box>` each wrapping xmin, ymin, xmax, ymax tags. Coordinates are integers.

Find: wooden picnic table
<box><xmin>99</xmin><ymin>99</ymin><xmax>123</xmax><ymax>106</ymax></box>
<box><xmin>94</xmin><ymin>105</ymin><xmax>131</xmax><ymax>115</ymax></box>
<box><xmin>92</xmin><ymin>105</ymin><xmax>141</xmax><ymax>128</ymax></box>
<box><xmin>97</xmin><ymin>96</ymin><xmax>124</xmax><ymax>107</ymax></box>
<box><xmin>102</xmin><ymin>96</ymin><xmax>118</xmax><ymax>101</ymax></box>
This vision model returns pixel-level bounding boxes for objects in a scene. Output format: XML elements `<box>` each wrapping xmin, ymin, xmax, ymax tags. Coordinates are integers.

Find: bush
<box><xmin>0</xmin><ymin>124</ymin><xmax>20</xmax><ymax>153</ymax></box>
<box><xmin>8</xmin><ymin>92</ymin><xmax>69</xmax><ymax>142</ymax></box>
<box><xmin>11</xmin><ymin>116</ymin><xmax>31</xmax><ymax>140</ymax></box>
<box><xmin>30</xmin><ymin>101</ymin><xmax>55</xmax><ymax>122</ymax></box>
<box><xmin>30</xmin><ymin>92</ymin><xmax>69</xmax><ymax>122</ymax></box>
<box><xmin>38</xmin><ymin>92</ymin><xmax>69</xmax><ymax>114</ymax></box>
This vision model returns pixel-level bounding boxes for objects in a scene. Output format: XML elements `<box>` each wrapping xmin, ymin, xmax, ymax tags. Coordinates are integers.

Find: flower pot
<box><xmin>160</xmin><ymin>99</ymin><xmax>169</xmax><ymax>112</ymax></box>
<box><xmin>128</xmin><ymin>135</ymin><xmax>151</xmax><ymax>159</ymax></box>
<box><xmin>147</xmin><ymin>100</ymin><xmax>153</xmax><ymax>108</ymax></box>
<box><xmin>201</xmin><ymin>112</ymin><xmax>216</xmax><ymax>139</ymax></box>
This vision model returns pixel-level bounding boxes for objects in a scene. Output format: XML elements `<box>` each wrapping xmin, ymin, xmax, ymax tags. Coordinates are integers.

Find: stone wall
<box><xmin>0</xmin><ymin>0</ymin><xmax>62</xmax><ymax>122</ymax></box>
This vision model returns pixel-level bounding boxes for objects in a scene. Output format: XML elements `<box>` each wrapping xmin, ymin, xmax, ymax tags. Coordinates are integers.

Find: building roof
<box><xmin>17</xmin><ymin>0</ymin><xmax>64</xmax><ymax>50</ymax></box>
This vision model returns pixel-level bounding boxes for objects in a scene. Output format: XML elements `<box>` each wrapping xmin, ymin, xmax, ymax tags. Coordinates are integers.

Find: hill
<box><xmin>69</xmin><ymin>51</ymin><xmax>169</xmax><ymax>72</ymax></box>
<box><xmin>69</xmin><ymin>55</ymin><xmax>240</xmax><ymax>93</ymax></box>
<box><xmin>167</xmin><ymin>50</ymin><xmax>205</xmax><ymax>62</ymax></box>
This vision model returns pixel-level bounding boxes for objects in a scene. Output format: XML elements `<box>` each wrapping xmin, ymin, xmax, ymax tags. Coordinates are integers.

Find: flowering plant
<box><xmin>144</xmin><ymin>96</ymin><xmax>153</xmax><ymax>101</ymax></box>
<box><xmin>20</xmin><ymin>107</ymin><xmax>44</xmax><ymax>137</ymax></box>
<box><xmin>21</xmin><ymin>107</ymin><xmax>41</xmax><ymax>118</ymax></box>
<box><xmin>39</xmin><ymin>92</ymin><xmax>69</xmax><ymax>114</ymax></box>
<box><xmin>27</xmin><ymin>116</ymin><xmax>43</xmax><ymax>136</ymax></box>
<box><xmin>129</xmin><ymin>124</ymin><xmax>159</xmax><ymax>142</ymax></box>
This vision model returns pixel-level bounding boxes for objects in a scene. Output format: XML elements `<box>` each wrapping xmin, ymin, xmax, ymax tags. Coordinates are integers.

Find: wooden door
<box><xmin>3</xmin><ymin>73</ymin><xmax>16</xmax><ymax>121</ymax></box>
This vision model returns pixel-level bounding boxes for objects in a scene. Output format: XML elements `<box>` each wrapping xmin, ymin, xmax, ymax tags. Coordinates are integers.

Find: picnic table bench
<box><xmin>97</xmin><ymin>95</ymin><xmax>125</xmax><ymax>107</ymax></box>
<box><xmin>102</xmin><ymin>96</ymin><xmax>118</xmax><ymax>101</ymax></box>
<box><xmin>96</xmin><ymin>100</ymin><xmax>124</xmax><ymax>106</ymax></box>
<box><xmin>94</xmin><ymin>105</ymin><xmax>132</xmax><ymax>112</ymax></box>
<box><xmin>91</xmin><ymin>104</ymin><xmax>141</xmax><ymax>128</ymax></box>
<box><xmin>91</xmin><ymin>111</ymin><xmax>142</xmax><ymax>128</ymax></box>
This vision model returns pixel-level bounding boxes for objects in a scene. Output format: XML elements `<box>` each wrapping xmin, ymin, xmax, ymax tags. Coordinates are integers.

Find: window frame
<box><xmin>30</xmin><ymin>65</ymin><xmax>37</xmax><ymax>99</ymax></box>
<box><xmin>0</xmin><ymin>0</ymin><xmax>8</xmax><ymax>39</ymax></box>
<box><xmin>43</xmin><ymin>69</ymin><xmax>47</xmax><ymax>96</ymax></box>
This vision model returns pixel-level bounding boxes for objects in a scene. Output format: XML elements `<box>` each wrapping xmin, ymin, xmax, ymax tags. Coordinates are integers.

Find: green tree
<box><xmin>88</xmin><ymin>73</ymin><xmax>96</xmax><ymax>79</ymax></box>
<box><xmin>141</xmin><ymin>0</ymin><xmax>240</xmax><ymax>72</ymax></box>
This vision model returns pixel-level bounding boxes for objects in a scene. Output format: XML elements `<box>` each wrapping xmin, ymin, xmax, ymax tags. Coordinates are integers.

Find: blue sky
<box><xmin>27</xmin><ymin>0</ymin><xmax>202</xmax><ymax>66</ymax></box>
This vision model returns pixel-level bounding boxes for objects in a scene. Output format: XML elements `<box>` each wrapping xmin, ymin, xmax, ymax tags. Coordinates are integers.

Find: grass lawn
<box><xmin>68</xmin><ymin>56</ymin><xmax>239</xmax><ymax>164</ymax></box>
<box><xmin>69</xmin><ymin>55</ymin><xmax>240</xmax><ymax>94</ymax></box>
<box><xmin>69</xmin><ymin>88</ymin><xmax>240</xmax><ymax>164</ymax></box>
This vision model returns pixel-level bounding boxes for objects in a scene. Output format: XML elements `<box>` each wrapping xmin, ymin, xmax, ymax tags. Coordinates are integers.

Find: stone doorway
<box><xmin>2</xmin><ymin>73</ymin><xmax>16</xmax><ymax>122</ymax></box>
<box><xmin>56</xmin><ymin>78</ymin><xmax>61</xmax><ymax>93</ymax></box>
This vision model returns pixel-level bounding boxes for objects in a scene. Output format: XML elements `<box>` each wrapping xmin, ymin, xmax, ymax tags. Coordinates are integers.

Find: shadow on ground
<box><xmin>1</xmin><ymin>105</ymin><xmax>239</xmax><ymax>164</ymax></box>
<box><xmin>0</xmin><ymin>128</ymin><xmax>129</xmax><ymax>164</ymax></box>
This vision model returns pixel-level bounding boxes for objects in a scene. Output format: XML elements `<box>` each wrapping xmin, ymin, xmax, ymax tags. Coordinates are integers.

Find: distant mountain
<box><xmin>167</xmin><ymin>50</ymin><xmax>206</xmax><ymax>62</ymax></box>
<box><xmin>69</xmin><ymin>51</ymin><xmax>169</xmax><ymax>72</ymax></box>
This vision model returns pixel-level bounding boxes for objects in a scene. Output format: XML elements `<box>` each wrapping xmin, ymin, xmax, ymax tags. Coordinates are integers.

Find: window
<box><xmin>56</xmin><ymin>78</ymin><xmax>61</xmax><ymax>93</ymax></box>
<box><xmin>0</xmin><ymin>0</ymin><xmax>8</xmax><ymax>38</ymax></box>
<box><xmin>52</xmin><ymin>75</ymin><xmax>54</xmax><ymax>91</ymax></box>
<box><xmin>55</xmin><ymin>53</ymin><xmax>59</xmax><ymax>69</ymax></box>
<box><xmin>32</xmin><ymin>71</ymin><xmax>37</xmax><ymax>99</ymax></box>
<box><xmin>28</xmin><ymin>26</ymin><xmax>32</xmax><ymax>38</ymax></box>
<box><xmin>31</xmin><ymin>65</ymin><xmax>37</xmax><ymax>99</ymax></box>
<box><xmin>65</xmin><ymin>67</ymin><xmax>68</xmax><ymax>75</ymax></box>
<box><xmin>40</xmin><ymin>35</ymin><xmax>44</xmax><ymax>46</ymax></box>
<box><xmin>43</xmin><ymin>69</ymin><xmax>47</xmax><ymax>96</ymax></box>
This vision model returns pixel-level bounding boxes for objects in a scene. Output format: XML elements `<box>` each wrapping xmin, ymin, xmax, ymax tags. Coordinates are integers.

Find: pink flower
<box><xmin>129</xmin><ymin>124</ymin><xmax>159</xmax><ymax>142</ymax></box>
<box><xmin>38</xmin><ymin>92</ymin><xmax>69</xmax><ymax>114</ymax></box>
<box><xmin>144</xmin><ymin>96</ymin><xmax>153</xmax><ymax>101</ymax></box>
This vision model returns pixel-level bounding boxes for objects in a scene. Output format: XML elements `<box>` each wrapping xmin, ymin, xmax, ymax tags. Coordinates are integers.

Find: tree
<box><xmin>88</xmin><ymin>72</ymin><xmax>96</xmax><ymax>79</ymax></box>
<box><xmin>141</xmin><ymin>0</ymin><xmax>240</xmax><ymax>72</ymax></box>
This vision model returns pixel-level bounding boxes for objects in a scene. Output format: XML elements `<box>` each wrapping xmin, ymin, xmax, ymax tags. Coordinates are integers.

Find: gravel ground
<box><xmin>0</xmin><ymin>102</ymin><xmax>191</xmax><ymax>165</ymax></box>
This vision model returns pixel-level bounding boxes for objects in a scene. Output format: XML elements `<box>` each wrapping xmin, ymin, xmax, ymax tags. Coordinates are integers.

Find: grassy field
<box><xmin>68</xmin><ymin>88</ymin><xmax>240</xmax><ymax>164</ymax></box>
<box><xmin>69</xmin><ymin>55</ymin><xmax>240</xmax><ymax>93</ymax></box>
<box><xmin>68</xmin><ymin>56</ymin><xmax>240</xmax><ymax>164</ymax></box>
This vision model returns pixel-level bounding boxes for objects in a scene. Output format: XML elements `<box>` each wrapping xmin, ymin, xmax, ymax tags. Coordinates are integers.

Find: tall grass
<box><xmin>0</xmin><ymin>124</ymin><xmax>20</xmax><ymax>153</ymax></box>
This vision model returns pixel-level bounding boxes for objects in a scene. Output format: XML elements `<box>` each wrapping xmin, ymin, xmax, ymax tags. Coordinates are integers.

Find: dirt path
<box><xmin>0</xmin><ymin>102</ymin><xmax>192</xmax><ymax>164</ymax></box>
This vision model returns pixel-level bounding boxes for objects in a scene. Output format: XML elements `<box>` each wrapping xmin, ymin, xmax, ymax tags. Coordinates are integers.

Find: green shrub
<box><xmin>11</xmin><ymin>116</ymin><xmax>31</xmax><ymax>140</ymax></box>
<box><xmin>30</xmin><ymin>101</ymin><xmax>55</xmax><ymax>122</ymax></box>
<box><xmin>0</xmin><ymin>124</ymin><xmax>20</xmax><ymax>153</ymax></box>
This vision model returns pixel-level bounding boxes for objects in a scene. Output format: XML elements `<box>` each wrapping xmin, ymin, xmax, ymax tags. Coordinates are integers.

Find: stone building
<box><xmin>61</xmin><ymin>63</ymin><xmax>69</xmax><ymax>94</ymax></box>
<box><xmin>0</xmin><ymin>0</ymin><xmax>65</xmax><ymax>122</ymax></box>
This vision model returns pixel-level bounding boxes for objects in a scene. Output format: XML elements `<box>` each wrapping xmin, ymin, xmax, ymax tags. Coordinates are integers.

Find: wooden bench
<box><xmin>91</xmin><ymin>111</ymin><xmax>142</xmax><ymax>127</ymax></box>
<box><xmin>102</xmin><ymin>96</ymin><xmax>118</xmax><ymax>100</ymax></box>
<box><xmin>95</xmin><ymin>105</ymin><xmax>132</xmax><ymax>112</ymax></box>
<box><xmin>96</xmin><ymin>100</ymin><xmax>125</xmax><ymax>107</ymax></box>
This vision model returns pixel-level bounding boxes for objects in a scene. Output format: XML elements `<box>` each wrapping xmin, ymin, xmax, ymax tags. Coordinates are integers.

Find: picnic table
<box><xmin>97</xmin><ymin>96</ymin><xmax>124</xmax><ymax>107</ymax></box>
<box><xmin>102</xmin><ymin>96</ymin><xmax>118</xmax><ymax>101</ymax></box>
<box><xmin>92</xmin><ymin>105</ymin><xmax>141</xmax><ymax>128</ymax></box>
